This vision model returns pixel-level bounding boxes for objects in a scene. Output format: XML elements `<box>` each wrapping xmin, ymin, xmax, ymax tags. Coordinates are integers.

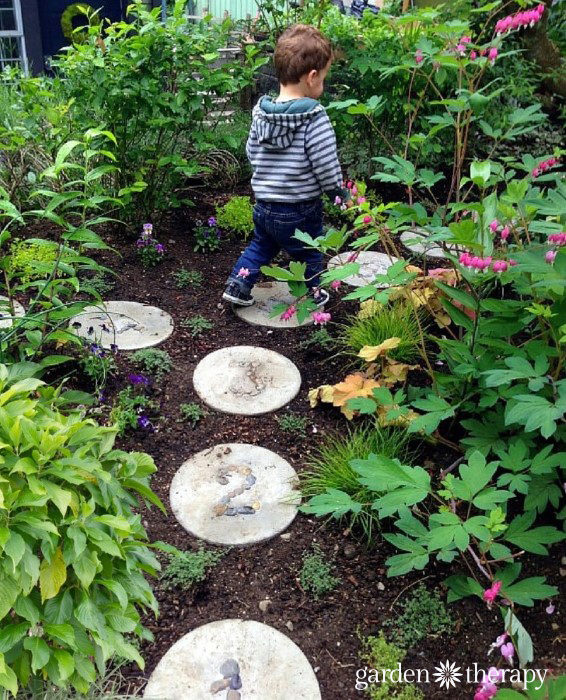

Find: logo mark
<box><xmin>432</xmin><ymin>660</ymin><xmax>463</xmax><ymax>689</ymax></box>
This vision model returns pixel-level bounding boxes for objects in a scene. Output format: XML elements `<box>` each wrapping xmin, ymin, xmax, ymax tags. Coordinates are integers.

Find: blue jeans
<box><xmin>228</xmin><ymin>199</ymin><xmax>324</xmax><ymax>290</ymax></box>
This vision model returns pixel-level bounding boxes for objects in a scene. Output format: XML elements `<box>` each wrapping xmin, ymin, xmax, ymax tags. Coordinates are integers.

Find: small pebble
<box><xmin>244</xmin><ymin>475</ymin><xmax>256</xmax><ymax>488</ymax></box>
<box><xmin>343</xmin><ymin>544</ymin><xmax>356</xmax><ymax>560</ymax></box>
<box><xmin>286</xmin><ymin>621</ymin><xmax>294</xmax><ymax>631</ymax></box>
<box><xmin>233</xmin><ymin>486</ymin><xmax>245</xmax><ymax>496</ymax></box>
<box><xmin>242</xmin><ymin>467</ymin><xmax>252</xmax><ymax>475</ymax></box>
<box><xmin>213</xmin><ymin>504</ymin><xmax>227</xmax><ymax>517</ymax></box>
<box><xmin>561</xmin><ymin>556</ymin><xmax>566</xmax><ymax>566</ymax></box>
<box><xmin>210</xmin><ymin>678</ymin><xmax>229</xmax><ymax>693</ymax></box>
<box><xmin>219</xmin><ymin>495</ymin><xmax>230</xmax><ymax>504</ymax></box>
<box><xmin>225</xmin><ymin>508</ymin><xmax>237</xmax><ymax>516</ymax></box>
<box><xmin>551</xmin><ymin>623</ymin><xmax>559</xmax><ymax>631</ymax></box>
<box><xmin>220</xmin><ymin>659</ymin><xmax>240</xmax><ymax>677</ymax></box>
<box><xmin>237</xmin><ymin>506</ymin><xmax>255</xmax><ymax>515</ymax></box>
<box><xmin>314</xmin><ymin>666</ymin><xmax>320</xmax><ymax>673</ymax></box>
<box><xmin>228</xmin><ymin>490</ymin><xmax>237</xmax><ymax>498</ymax></box>
<box><xmin>226</xmin><ymin>691</ymin><xmax>241</xmax><ymax>700</ymax></box>
<box><xmin>259</xmin><ymin>599</ymin><xmax>271</xmax><ymax>612</ymax></box>
<box><xmin>230</xmin><ymin>674</ymin><xmax>242</xmax><ymax>690</ymax></box>
<box><xmin>280</xmin><ymin>533</ymin><xmax>291</xmax><ymax>541</ymax></box>
<box><xmin>217</xmin><ymin>477</ymin><xmax>229</xmax><ymax>485</ymax></box>
<box><xmin>560</xmin><ymin>568</ymin><xmax>566</xmax><ymax>577</ymax></box>
<box><xmin>377</xmin><ymin>582</ymin><xmax>385</xmax><ymax>591</ymax></box>
<box><xmin>251</xmin><ymin>500</ymin><xmax>261</xmax><ymax>510</ymax></box>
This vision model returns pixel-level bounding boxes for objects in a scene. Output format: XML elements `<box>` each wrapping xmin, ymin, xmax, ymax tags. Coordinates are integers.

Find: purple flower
<box><xmin>128</xmin><ymin>373</ymin><xmax>149</xmax><ymax>386</ymax></box>
<box><xmin>546</xmin><ymin>603</ymin><xmax>555</xmax><ymax>615</ymax></box>
<box><xmin>208</xmin><ymin>216</ymin><xmax>217</xmax><ymax>227</ymax></box>
<box><xmin>110</xmin><ymin>343</ymin><xmax>118</xmax><ymax>353</ymax></box>
<box><xmin>136</xmin><ymin>239</ymin><xmax>147</xmax><ymax>247</ymax></box>
<box><xmin>155</xmin><ymin>243</ymin><xmax>164</xmax><ymax>254</ymax></box>
<box><xmin>98</xmin><ymin>391</ymin><xmax>107</xmax><ymax>404</ymax></box>
<box><xmin>137</xmin><ymin>415</ymin><xmax>153</xmax><ymax>430</ymax></box>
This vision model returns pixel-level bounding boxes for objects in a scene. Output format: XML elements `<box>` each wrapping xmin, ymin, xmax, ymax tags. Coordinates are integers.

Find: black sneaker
<box><xmin>222</xmin><ymin>281</ymin><xmax>255</xmax><ymax>306</ymax></box>
<box><xmin>309</xmin><ymin>288</ymin><xmax>330</xmax><ymax>307</ymax></box>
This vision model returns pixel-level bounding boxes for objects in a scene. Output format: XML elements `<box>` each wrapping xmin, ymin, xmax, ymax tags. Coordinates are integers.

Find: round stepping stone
<box><xmin>69</xmin><ymin>301</ymin><xmax>173</xmax><ymax>350</ymax></box>
<box><xmin>328</xmin><ymin>250</ymin><xmax>400</xmax><ymax>287</ymax></box>
<box><xmin>193</xmin><ymin>346</ymin><xmax>301</xmax><ymax>415</ymax></box>
<box><xmin>234</xmin><ymin>281</ymin><xmax>313</xmax><ymax>328</ymax></box>
<box><xmin>0</xmin><ymin>296</ymin><xmax>24</xmax><ymax>329</ymax></box>
<box><xmin>400</xmin><ymin>228</ymin><xmax>459</xmax><ymax>259</ymax></box>
<box><xmin>170</xmin><ymin>443</ymin><xmax>299</xmax><ymax>545</ymax></box>
<box><xmin>143</xmin><ymin>619</ymin><xmax>321</xmax><ymax>700</ymax></box>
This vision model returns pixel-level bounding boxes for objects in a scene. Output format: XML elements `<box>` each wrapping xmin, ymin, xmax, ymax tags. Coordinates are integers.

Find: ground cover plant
<box><xmin>0</xmin><ymin>0</ymin><xmax>564</xmax><ymax>698</ymax></box>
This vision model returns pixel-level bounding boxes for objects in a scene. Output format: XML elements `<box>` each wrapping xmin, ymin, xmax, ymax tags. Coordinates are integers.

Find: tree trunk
<box><xmin>522</xmin><ymin>0</ymin><xmax>566</xmax><ymax>98</ymax></box>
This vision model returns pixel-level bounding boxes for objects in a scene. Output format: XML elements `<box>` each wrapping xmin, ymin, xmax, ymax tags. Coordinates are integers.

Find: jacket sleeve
<box><xmin>304</xmin><ymin>110</ymin><xmax>349</xmax><ymax>201</ymax></box>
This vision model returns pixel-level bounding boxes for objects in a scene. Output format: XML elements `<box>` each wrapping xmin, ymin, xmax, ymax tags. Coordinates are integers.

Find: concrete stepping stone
<box><xmin>143</xmin><ymin>619</ymin><xmax>321</xmax><ymax>700</ymax></box>
<box><xmin>234</xmin><ymin>281</ymin><xmax>314</xmax><ymax>328</ymax></box>
<box><xmin>328</xmin><ymin>251</ymin><xmax>400</xmax><ymax>287</ymax></box>
<box><xmin>193</xmin><ymin>346</ymin><xmax>301</xmax><ymax>415</ymax></box>
<box><xmin>0</xmin><ymin>296</ymin><xmax>24</xmax><ymax>329</ymax></box>
<box><xmin>400</xmin><ymin>228</ymin><xmax>460</xmax><ymax>259</ymax></box>
<box><xmin>69</xmin><ymin>300</ymin><xmax>173</xmax><ymax>350</ymax></box>
<box><xmin>170</xmin><ymin>443</ymin><xmax>299</xmax><ymax>546</ymax></box>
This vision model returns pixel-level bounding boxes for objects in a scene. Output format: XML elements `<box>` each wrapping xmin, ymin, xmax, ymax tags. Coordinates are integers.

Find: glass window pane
<box><xmin>0</xmin><ymin>0</ymin><xmax>16</xmax><ymax>32</ymax></box>
<box><xmin>0</xmin><ymin>36</ymin><xmax>22</xmax><ymax>70</ymax></box>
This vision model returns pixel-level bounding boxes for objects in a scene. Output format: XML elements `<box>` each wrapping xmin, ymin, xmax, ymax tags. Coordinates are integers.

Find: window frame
<box><xmin>0</xmin><ymin>0</ymin><xmax>29</xmax><ymax>74</ymax></box>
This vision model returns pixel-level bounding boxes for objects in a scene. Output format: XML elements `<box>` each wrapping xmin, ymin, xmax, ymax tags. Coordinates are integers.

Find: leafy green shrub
<box><xmin>0</xmin><ymin>362</ymin><xmax>164</xmax><ymax>696</ymax></box>
<box><xmin>337</xmin><ymin>303</ymin><xmax>421</xmax><ymax>364</ymax></box>
<box><xmin>7</xmin><ymin>239</ymin><xmax>65</xmax><ymax>282</ymax></box>
<box><xmin>276</xmin><ymin>412</ymin><xmax>308</xmax><ymax>437</ymax></box>
<box><xmin>160</xmin><ymin>548</ymin><xmax>223</xmax><ymax>590</ymax></box>
<box><xmin>78</xmin><ymin>342</ymin><xmax>116</xmax><ymax>393</ymax></box>
<box><xmin>384</xmin><ymin>585</ymin><xmax>454</xmax><ymax>649</ymax></box>
<box><xmin>180</xmin><ymin>315</ymin><xmax>213</xmax><ymax>337</ymax></box>
<box><xmin>215</xmin><ymin>196</ymin><xmax>254</xmax><ymax>239</ymax></box>
<box><xmin>359</xmin><ymin>633</ymin><xmax>424</xmax><ymax>699</ymax></box>
<box><xmin>193</xmin><ymin>218</ymin><xmax>222</xmax><ymax>254</ymax></box>
<box><xmin>80</xmin><ymin>272</ymin><xmax>115</xmax><ymax>297</ymax></box>
<box><xmin>299</xmin><ymin>545</ymin><xmax>340</xmax><ymax>599</ymax></box>
<box><xmin>178</xmin><ymin>402</ymin><xmax>206</xmax><ymax>427</ymax></box>
<box><xmin>173</xmin><ymin>268</ymin><xmax>203</xmax><ymax>288</ymax></box>
<box><xmin>300</xmin><ymin>425</ymin><xmax>411</xmax><ymax>541</ymax></box>
<box><xmin>130</xmin><ymin>349</ymin><xmax>172</xmax><ymax>381</ymax></box>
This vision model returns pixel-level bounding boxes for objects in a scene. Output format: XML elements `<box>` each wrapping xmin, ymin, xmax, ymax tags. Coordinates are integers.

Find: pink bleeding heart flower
<box><xmin>470</xmin><ymin>50</ymin><xmax>478</xmax><ymax>60</ymax></box>
<box><xmin>483</xmin><ymin>580</ymin><xmax>502</xmax><ymax>607</ymax></box>
<box><xmin>335</xmin><ymin>196</ymin><xmax>342</xmax><ymax>205</ymax></box>
<box><xmin>546</xmin><ymin>250</ymin><xmax>557</xmax><ymax>264</ymax></box>
<box><xmin>237</xmin><ymin>267</ymin><xmax>250</xmax><ymax>278</ymax></box>
<box><xmin>546</xmin><ymin>603</ymin><xmax>555</xmax><ymax>615</ymax></box>
<box><xmin>347</xmin><ymin>251</ymin><xmax>359</xmax><ymax>263</ymax></box>
<box><xmin>357</xmin><ymin>197</ymin><xmax>366</xmax><ymax>204</ymax></box>
<box><xmin>488</xmin><ymin>633</ymin><xmax>508</xmax><ymax>656</ymax></box>
<box><xmin>312</xmin><ymin>311</ymin><xmax>331</xmax><ymax>326</ymax></box>
<box><xmin>363</xmin><ymin>215</ymin><xmax>372</xmax><ymax>224</ymax></box>
<box><xmin>331</xmin><ymin>280</ymin><xmax>341</xmax><ymax>290</ymax></box>
<box><xmin>460</xmin><ymin>36</ymin><xmax>472</xmax><ymax>44</ymax></box>
<box><xmin>280</xmin><ymin>305</ymin><xmax>296</xmax><ymax>321</ymax></box>
<box><xmin>492</xmin><ymin>260</ymin><xmax>508</xmax><ymax>273</ymax></box>
<box><xmin>501</xmin><ymin>642</ymin><xmax>515</xmax><ymax>665</ymax></box>
<box><xmin>489</xmin><ymin>219</ymin><xmax>499</xmax><ymax>233</ymax></box>
<box><xmin>509</xmin><ymin>258</ymin><xmax>518</xmax><ymax>266</ymax></box>
<box><xmin>415</xmin><ymin>49</ymin><xmax>424</xmax><ymax>64</ymax></box>
<box><xmin>500</xmin><ymin>226</ymin><xmax>510</xmax><ymax>241</ymax></box>
<box><xmin>488</xmin><ymin>47</ymin><xmax>498</xmax><ymax>63</ymax></box>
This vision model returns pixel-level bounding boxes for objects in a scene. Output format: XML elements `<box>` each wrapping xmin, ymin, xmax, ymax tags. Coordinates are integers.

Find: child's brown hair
<box><xmin>274</xmin><ymin>24</ymin><xmax>333</xmax><ymax>85</ymax></box>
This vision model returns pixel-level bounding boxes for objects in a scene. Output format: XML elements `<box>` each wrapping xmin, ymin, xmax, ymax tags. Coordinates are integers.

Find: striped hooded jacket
<box><xmin>246</xmin><ymin>96</ymin><xmax>347</xmax><ymax>203</ymax></box>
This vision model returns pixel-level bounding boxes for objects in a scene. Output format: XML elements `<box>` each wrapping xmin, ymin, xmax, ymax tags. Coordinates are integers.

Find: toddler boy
<box><xmin>222</xmin><ymin>24</ymin><xmax>348</xmax><ymax>307</ymax></box>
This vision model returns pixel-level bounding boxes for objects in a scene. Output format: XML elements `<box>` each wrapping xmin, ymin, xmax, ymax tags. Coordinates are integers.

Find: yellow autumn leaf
<box><xmin>39</xmin><ymin>547</ymin><xmax>67</xmax><ymax>602</ymax></box>
<box><xmin>308</xmin><ymin>385</ymin><xmax>334</xmax><ymax>408</ymax></box>
<box><xmin>358</xmin><ymin>338</ymin><xmax>401</xmax><ymax>363</ymax></box>
<box><xmin>382</xmin><ymin>360</ymin><xmax>418</xmax><ymax>385</ymax></box>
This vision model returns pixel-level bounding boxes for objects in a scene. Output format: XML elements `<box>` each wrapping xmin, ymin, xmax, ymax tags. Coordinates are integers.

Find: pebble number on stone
<box><xmin>213</xmin><ymin>465</ymin><xmax>260</xmax><ymax>517</ymax></box>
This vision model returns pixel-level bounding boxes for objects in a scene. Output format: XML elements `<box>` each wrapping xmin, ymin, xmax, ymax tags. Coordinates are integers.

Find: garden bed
<box><xmin>70</xmin><ymin>204</ymin><xmax>565</xmax><ymax>699</ymax></box>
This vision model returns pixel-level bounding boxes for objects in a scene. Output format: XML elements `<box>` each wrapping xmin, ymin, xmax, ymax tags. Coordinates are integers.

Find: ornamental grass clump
<box><xmin>337</xmin><ymin>302</ymin><xmax>421</xmax><ymax>364</ymax></box>
<box><xmin>0</xmin><ymin>362</ymin><xmax>164</xmax><ymax>696</ymax></box>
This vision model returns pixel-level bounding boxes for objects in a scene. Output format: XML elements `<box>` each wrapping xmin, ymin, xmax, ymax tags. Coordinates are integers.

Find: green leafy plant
<box><xmin>173</xmin><ymin>268</ymin><xmax>203</xmax><ymax>288</ymax></box>
<box><xmin>78</xmin><ymin>342</ymin><xmax>116</xmax><ymax>393</ymax></box>
<box><xmin>7</xmin><ymin>239</ymin><xmax>72</xmax><ymax>283</ymax></box>
<box><xmin>337</xmin><ymin>302</ymin><xmax>421</xmax><ymax>364</ymax></box>
<box><xmin>193</xmin><ymin>218</ymin><xmax>222</xmax><ymax>254</ymax></box>
<box><xmin>130</xmin><ymin>348</ymin><xmax>172</xmax><ymax>381</ymax></box>
<box><xmin>299</xmin><ymin>545</ymin><xmax>340</xmax><ymax>600</ymax></box>
<box><xmin>135</xmin><ymin>223</ymin><xmax>165</xmax><ymax>269</ymax></box>
<box><xmin>298</xmin><ymin>327</ymin><xmax>334</xmax><ymax>352</ymax></box>
<box><xmin>110</xmin><ymin>386</ymin><xmax>157</xmax><ymax>436</ymax></box>
<box><xmin>180</xmin><ymin>315</ymin><xmax>213</xmax><ymax>337</ymax></box>
<box><xmin>80</xmin><ymin>271</ymin><xmax>115</xmax><ymax>297</ymax></box>
<box><xmin>215</xmin><ymin>196</ymin><xmax>254</xmax><ymax>239</ymax></box>
<box><xmin>384</xmin><ymin>585</ymin><xmax>454</xmax><ymax>649</ymax></box>
<box><xmin>276</xmin><ymin>412</ymin><xmax>308</xmax><ymax>438</ymax></box>
<box><xmin>300</xmin><ymin>425</ymin><xmax>412</xmax><ymax>541</ymax></box>
<box><xmin>0</xmin><ymin>362</ymin><xmax>165</xmax><ymax>696</ymax></box>
<box><xmin>357</xmin><ymin>632</ymin><xmax>424</xmax><ymax>699</ymax></box>
<box><xmin>160</xmin><ymin>547</ymin><xmax>224</xmax><ymax>590</ymax></box>
<box><xmin>178</xmin><ymin>402</ymin><xmax>206</xmax><ymax>427</ymax></box>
